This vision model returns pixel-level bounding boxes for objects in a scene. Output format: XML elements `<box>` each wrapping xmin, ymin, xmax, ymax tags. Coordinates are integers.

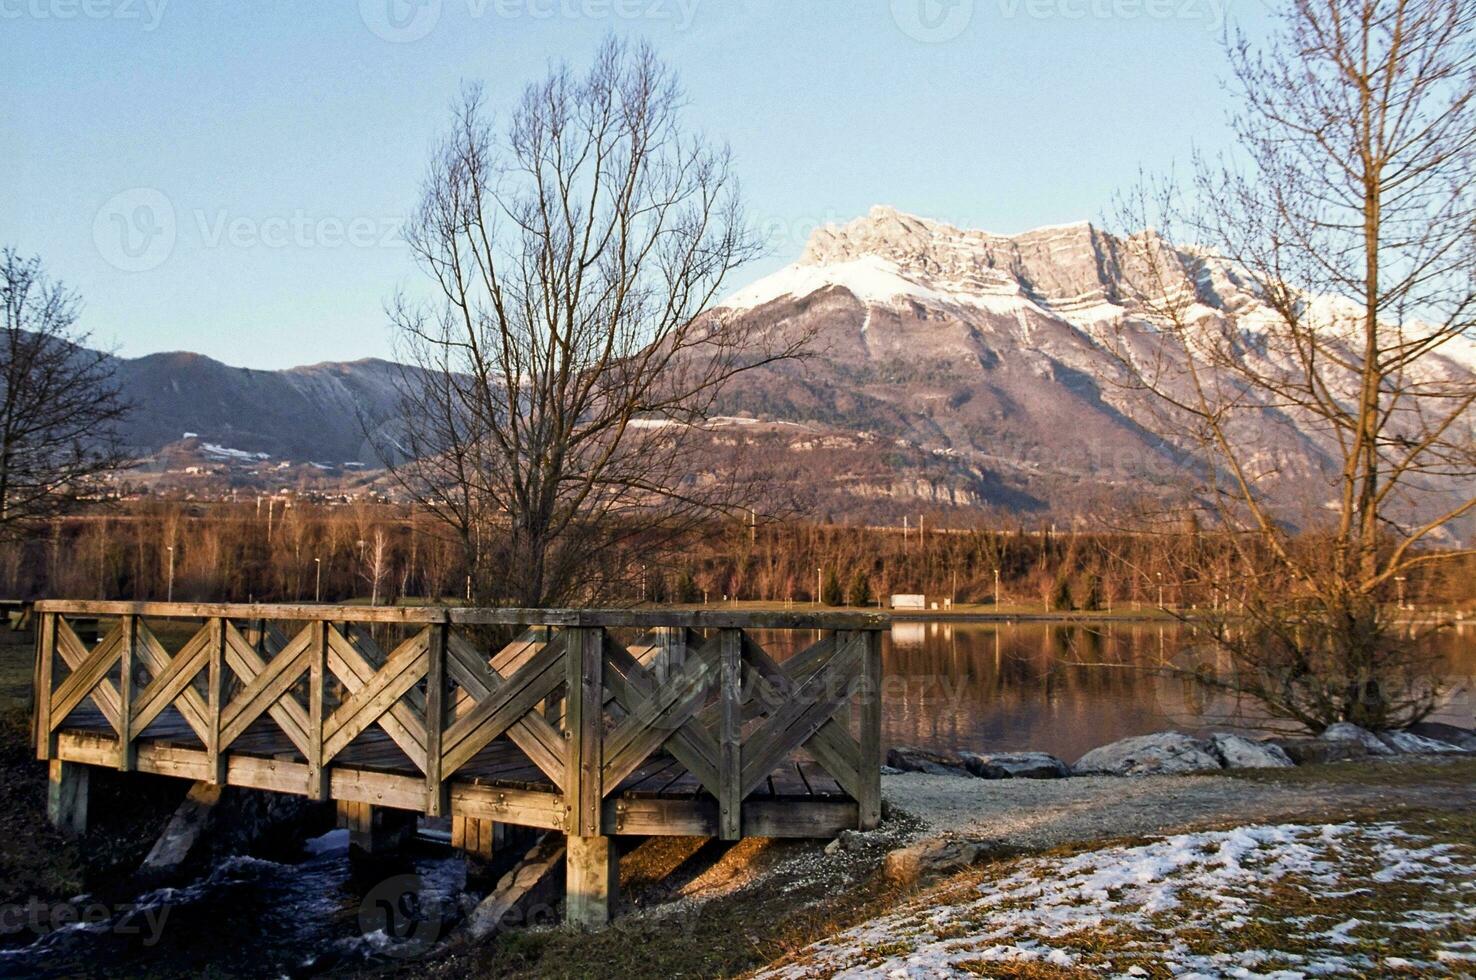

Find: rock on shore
<box><xmin>959</xmin><ymin>752</ymin><xmax>1071</xmax><ymax>780</ymax></box>
<box><xmin>1071</xmin><ymin>732</ymin><xmax>1223</xmax><ymax>777</ymax></box>
<box><xmin>883</xmin><ymin>721</ymin><xmax>1472</xmax><ymax>783</ymax></box>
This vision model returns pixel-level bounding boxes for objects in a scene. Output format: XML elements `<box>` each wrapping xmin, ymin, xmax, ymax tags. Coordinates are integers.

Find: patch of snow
<box><xmin>758</xmin><ymin>823</ymin><xmax>1476</xmax><ymax>979</ymax></box>
<box><xmin>201</xmin><ymin>442</ymin><xmax>270</xmax><ymax>461</ymax></box>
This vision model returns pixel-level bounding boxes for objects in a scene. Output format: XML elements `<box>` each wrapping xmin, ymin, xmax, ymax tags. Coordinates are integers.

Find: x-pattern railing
<box><xmin>33</xmin><ymin>602</ymin><xmax>885</xmax><ymax>837</ymax></box>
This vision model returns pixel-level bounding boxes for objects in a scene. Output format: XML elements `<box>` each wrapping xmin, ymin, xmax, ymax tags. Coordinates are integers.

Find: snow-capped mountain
<box><xmin>707</xmin><ymin>206</ymin><xmax>1476</xmax><ymax>532</ymax></box>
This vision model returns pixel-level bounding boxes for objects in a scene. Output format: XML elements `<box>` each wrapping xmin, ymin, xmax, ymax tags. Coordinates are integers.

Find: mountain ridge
<box><xmin>92</xmin><ymin>206</ymin><xmax>1475</xmax><ymax>536</ymax></box>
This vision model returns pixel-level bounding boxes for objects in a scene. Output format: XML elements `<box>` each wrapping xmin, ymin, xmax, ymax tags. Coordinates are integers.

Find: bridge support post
<box><xmin>453</xmin><ymin>815</ymin><xmax>500</xmax><ymax>874</ymax></box>
<box><xmin>565</xmin><ymin>834</ymin><xmax>617</xmax><ymax>928</ymax></box>
<box><xmin>338</xmin><ymin>801</ymin><xmax>416</xmax><ymax>857</ymax></box>
<box><xmin>47</xmin><ymin>760</ymin><xmax>89</xmax><ymax>835</ymax></box>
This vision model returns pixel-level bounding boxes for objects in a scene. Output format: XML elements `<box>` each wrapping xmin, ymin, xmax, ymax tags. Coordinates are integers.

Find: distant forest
<box><xmin>7</xmin><ymin>499</ymin><xmax>1475</xmax><ymax>611</ymax></box>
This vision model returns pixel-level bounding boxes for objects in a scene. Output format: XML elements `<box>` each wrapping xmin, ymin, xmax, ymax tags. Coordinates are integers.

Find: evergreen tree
<box><xmin>1050</xmin><ymin>576</ymin><xmax>1074</xmax><ymax>612</ymax></box>
<box><xmin>673</xmin><ymin>567</ymin><xmax>701</xmax><ymax>604</ymax></box>
<box><xmin>847</xmin><ymin>569</ymin><xmax>872</xmax><ymax>607</ymax></box>
<box><xmin>1081</xmin><ymin>573</ymin><xmax>1103</xmax><ymax>612</ymax></box>
<box><xmin>822</xmin><ymin>567</ymin><xmax>845</xmax><ymax>606</ymax></box>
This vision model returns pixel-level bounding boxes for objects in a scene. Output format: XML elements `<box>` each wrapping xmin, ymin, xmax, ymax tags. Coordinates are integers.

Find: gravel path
<box><xmin>882</xmin><ymin>770</ymin><xmax>1397</xmax><ymax>850</ymax></box>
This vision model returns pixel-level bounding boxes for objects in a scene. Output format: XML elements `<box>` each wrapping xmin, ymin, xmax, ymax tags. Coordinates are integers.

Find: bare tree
<box><xmin>1106</xmin><ymin>0</ymin><xmax>1476</xmax><ymax>730</ymax></box>
<box><xmin>385</xmin><ymin>38</ymin><xmax>806</xmax><ymax>608</ymax></box>
<box><xmin>362</xmin><ymin>527</ymin><xmax>390</xmax><ymax>606</ymax></box>
<box><xmin>0</xmin><ymin>248</ymin><xmax>131</xmax><ymax>537</ymax></box>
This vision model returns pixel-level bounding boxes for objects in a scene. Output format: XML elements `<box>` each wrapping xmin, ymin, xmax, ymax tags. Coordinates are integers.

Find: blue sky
<box><xmin>3</xmin><ymin>0</ymin><xmax>1266</xmax><ymax>369</ymax></box>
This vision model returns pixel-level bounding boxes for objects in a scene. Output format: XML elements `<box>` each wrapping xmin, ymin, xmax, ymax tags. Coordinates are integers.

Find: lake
<box><xmin>775</xmin><ymin>620</ymin><xmax>1476</xmax><ymax>763</ymax></box>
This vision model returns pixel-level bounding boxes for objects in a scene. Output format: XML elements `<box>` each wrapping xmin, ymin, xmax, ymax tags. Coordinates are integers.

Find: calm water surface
<box><xmin>874</xmin><ymin>620</ymin><xmax>1476</xmax><ymax>761</ymax></box>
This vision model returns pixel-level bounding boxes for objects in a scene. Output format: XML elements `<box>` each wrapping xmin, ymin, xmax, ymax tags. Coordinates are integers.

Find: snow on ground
<box><xmin>760</xmin><ymin>822</ymin><xmax>1476</xmax><ymax>979</ymax></box>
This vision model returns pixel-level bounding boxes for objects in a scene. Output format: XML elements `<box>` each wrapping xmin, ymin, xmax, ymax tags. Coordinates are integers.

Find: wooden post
<box><xmin>452</xmin><ymin>814</ymin><xmax>499</xmax><ymax>873</ymax></box>
<box><xmin>337</xmin><ymin>800</ymin><xmax>416</xmax><ymax>857</ymax></box>
<box><xmin>306</xmin><ymin>620</ymin><xmax>329</xmax><ymax>801</ymax></box>
<box><xmin>35</xmin><ymin>612</ymin><xmax>56</xmax><ymax>760</ymax></box>
<box><xmin>565</xmin><ymin>627</ymin><xmax>603</xmax><ymax>838</ymax></box>
<box><xmin>424</xmin><ymin>622</ymin><xmax>448</xmax><ymax>817</ymax></box>
<box><xmin>206</xmin><ymin>617</ymin><xmax>228</xmax><ymax>785</ymax></box>
<box><xmin>565</xmin><ymin>833</ymin><xmax>618</xmax><ymax>929</ymax></box>
<box><xmin>857</xmin><ymin>629</ymin><xmax>883</xmax><ymax>830</ymax></box>
<box><xmin>117</xmin><ymin>614</ymin><xmax>137</xmax><ymax>772</ymax></box>
<box><xmin>718</xmin><ymin>627</ymin><xmax>742</xmax><ymax>841</ymax></box>
<box><xmin>47</xmin><ymin>759</ymin><xmax>89</xmax><ymax>835</ymax></box>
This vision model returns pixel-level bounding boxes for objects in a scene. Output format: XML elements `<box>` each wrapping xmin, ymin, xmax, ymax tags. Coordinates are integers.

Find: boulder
<box><xmin>1268</xmin><ymin>737</ymin><xmax>1370</xmax><ymax>765</ymax></box>
<box><xmin>1320</xmin><ymin>722</ymin><xmax>1396</xmax><ymax>756</ymax></box>
<box><xmin>959</xmin><ymin>751</ymin><xmax>1070</xmax><ymax>780</ymax></box>
<box><xmin>886</xmin><ymin>746</ymin><xmax>971</xmax><ymax>777</ymax></box>
<box><xmin>1208</xmin><ymin>733</ymin><xmax>1295</xmax><ymax>769</ymax></box>
<box><xmin>1072</xmin><ymin>732</ymin><xmax>1223</xmax><ymax>776</ymax></box>
<box><xmin>1406</xmin><ymin>722</ymin><xmax>1476</xmax><ymax>751</ymax></box>
<box><xmin>1379</xmin><ymin>730</ymin><xmax>1465</xmax><ymax>754</ymax></box>
<box><xmin>882</xmin><ymin>838</ymin><xmax>1014</xmax><ymax>886</ymax></box>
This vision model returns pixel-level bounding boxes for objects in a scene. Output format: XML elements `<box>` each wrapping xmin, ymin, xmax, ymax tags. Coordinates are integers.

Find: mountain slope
<box><xmin>708</xmin><ymin>206</ymin><xmax>1474</xmax><ymax>531</ymax></box>
<box><xmin>111</xmin><ymin>352</ymin><xmax>406</xmax><ymax>465</ymax></box>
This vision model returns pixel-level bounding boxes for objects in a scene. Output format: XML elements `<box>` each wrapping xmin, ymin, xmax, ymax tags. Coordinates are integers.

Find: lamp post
<box><xmin>166</xmin><ymin>545</ymin><xmax>175</xmax><ymax>602</ymax></box>
<box><xmin>816</xmin><ymin>566</ymin><xmax>822</xmax><ymax>607</ymax></box>
<box><xmin>1157</xmin><ymin>572</ymin><xmax>1164</xmax><ymax>609</ymax></box>
<box><xmin>314</xmin><ymin>558</ymin><xmax>322</xmax><ymax>603</ymax></box>
<box><xmin>993</xmin><ymin>568</ymin><xmax>1000</xmax><ymax>608</ymax></box>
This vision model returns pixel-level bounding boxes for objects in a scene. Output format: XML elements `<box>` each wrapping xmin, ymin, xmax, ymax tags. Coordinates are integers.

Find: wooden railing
<box><xmin>32</xmin><ymin>601</ymin><xmax>887</xmax><ymax>841</ymax></box>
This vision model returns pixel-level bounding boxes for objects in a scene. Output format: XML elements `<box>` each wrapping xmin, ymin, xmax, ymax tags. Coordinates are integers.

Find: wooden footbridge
<box><xmin>31</xmin><ymin>601</ymin><xmax>886</xmax><ymax>926</ymax></box>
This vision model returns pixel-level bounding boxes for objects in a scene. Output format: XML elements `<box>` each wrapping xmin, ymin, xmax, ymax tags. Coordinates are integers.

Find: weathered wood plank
<box><xmin>744</xmin><ymin>799</ymin><xmax>858</xmax><ymax>838</ymax></box>
<box><xmin>441</xmin><ymin>638</ymin><xmax>566</xmax><ymax>778</ymax></box>
<box><xmin>48</xmin><ymin>624</ymin><xmax>125</xmax><ymax>731</ymax></box>
<box><xmin>206</xmin><ymin>618</ymin><xmax>228</xmax><ymax>785</ymax></box>
<box><xmin>566</xmin><ymin>627</ymin><xmax>603</xmax><ymax>838</ymax></box>
<box><xmin>329</xmin><ymin>766</ymin><xmax>424</xmax><ymax>811</ymax></box>
<box><xmin>327</xmin><ymin>626</ymin><xmax>427</xmax><ymax>772</ymax></box>
<box><xmin>130</xmin><ymin>629</ymin><xmax>211</xmax><ymax>736</ymax></box>
<box><xmin>36</xmin><ymin>600</ymin><xmax>890</xmax><ymax>633</ymax></box>
<box><xmin>134</xmin><ymin>620</ymin><xmax>213</xmax><ymax>742</ymax></box>
<box><xmin>221</xmin><ymin>621</ymin><xmax>311</xmax><ymax>754</ymax></box>
<box><xmin>601</xmin><ymin>646</ymin><xmax>717</xmax><ymax>792</ymax></box>
<box><xmin>35</xmin><ymin>612</ymin><xmax>56</xmax><ymax>759</ymax></box>
<box><xmin>451</xmin><ymin>783</ymin><xmax>565</xmax><ymax>831</ymax></box>
<box><xmin>566</xmin><ymin>835</ymin><xmax>617</xmax><ymax>929</ymax></box>
<box><xmin>602</xmin><ymin>637</ymin><xmax>722</xmax><ymax>797</ymax></box>
<box><xmin>604</xmin><ymin>795</ymin><xmax>716</xmax><ymax>836</ymax></box>
<box><xmin>321</xmin><ymin>629</ymin><xmax>430</xmax><ymax>762</ymax></box>
<box><xmin>424</xmin><ymin>623</ymin><xmax>448</xmax><ymax>816</ymax></box>
<box><xmin>446</xmin><ymin>631</ymin><xmax>566</xmax><ymax>791</ymax></box>
<box><xmin>718</xmin><ymin>628</ymin><xmax>742</xmax><ymax>841</ymax></box>
<box><xmin>740</xmin><ymin>633</ymin><xmax>863</xmax><ymax>797</ymax></box>
<box><xmin>307</xmin><ymin>620</ymin><xmax>329</xmax><ymax>801</ymax></box>
<box><xmin>857</xmin><ymin>629</ymin><xmax>883</xmax><ymax>829</ymax></box>
<box><xmin>48</xmin><ymin>760</ymin><xmax>89</xmax><ymax>835</ymax></box>
<box><xmin>53</xmin><ymin>618</ymin><xmax>121</xmax><ymax>732</ymax></box>
<box><xmin>220</xmin><ymin>633</ymin><xmax>313</xmax><ymax>755</ymax></box>
<box><xmin>735</xmin><ymin>634</ymin><xmax>864</xmax><ymax>801</ymax></box>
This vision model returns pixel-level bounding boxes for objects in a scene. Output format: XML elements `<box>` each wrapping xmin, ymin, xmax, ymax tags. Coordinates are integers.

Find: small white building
<box><xmin>890</xmin><ymin>594</ymin><xmax>926</xmax><ymax>610</ymax></box>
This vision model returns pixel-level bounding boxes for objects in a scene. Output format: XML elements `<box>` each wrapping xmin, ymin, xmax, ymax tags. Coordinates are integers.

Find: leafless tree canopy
<box><xmin>385</xmin><ymin>38</ymin><xmax>806</xmax><ymax>608</ymax></box>
<box><xmin>1105</xmin><ymin>0</ymin><xmax>1476</xmax><ymax>729</ymax></box>
<box><xmin>0</xmin><ymin>248</ymin><xmax>131</xmax><ymax>536</ymax></box>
